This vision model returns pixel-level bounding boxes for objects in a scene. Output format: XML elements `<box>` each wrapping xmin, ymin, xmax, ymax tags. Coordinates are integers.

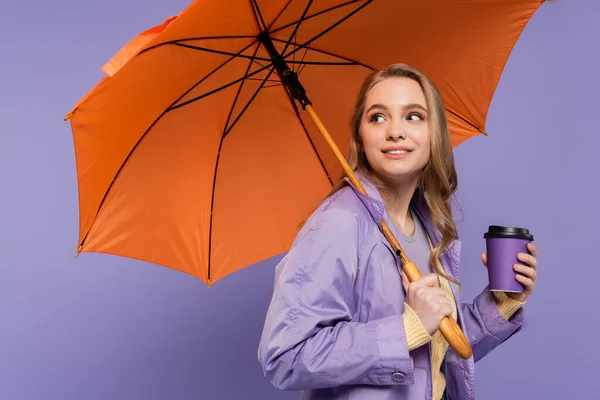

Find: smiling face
<box><xmin>359</xmin><ymin>77</ymin><xmax>431</xmax><ymax>186</ymax></box>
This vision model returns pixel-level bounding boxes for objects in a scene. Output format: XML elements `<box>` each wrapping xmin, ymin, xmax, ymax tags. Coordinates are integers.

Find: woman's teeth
<box><xmin>385</xmin><ymin>150</ymin><xmax>407</xmax><ymax>154</ymax></box>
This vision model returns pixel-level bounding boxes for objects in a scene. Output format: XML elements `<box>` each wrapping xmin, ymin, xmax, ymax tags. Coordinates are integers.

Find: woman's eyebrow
<box><xmin>365</xmin><ymin>103</ymin><xmax>389</xmax><ymax>113</ymax></box>
<box><xmin>404</xmin><ymin>103</ymin><xmax>428</xmax><ymax>112</ymax></box>
<box><xmin>365</xmin><ymin>103</ymin><xmax>427</xmax><ymax>113</ymax></box>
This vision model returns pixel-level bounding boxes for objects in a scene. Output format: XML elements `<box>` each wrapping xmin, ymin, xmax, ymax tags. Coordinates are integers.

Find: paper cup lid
<box><xmin>484</xmin><ymin>225</ymin><xmax>534</xmax><ymax>241</ymax></box>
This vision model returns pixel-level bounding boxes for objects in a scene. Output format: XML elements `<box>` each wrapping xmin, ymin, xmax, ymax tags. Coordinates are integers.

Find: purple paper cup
<box><xmin>484</xmin><ymin>225</ymin><xmax>534</xmax><ymax>293</ymax></box>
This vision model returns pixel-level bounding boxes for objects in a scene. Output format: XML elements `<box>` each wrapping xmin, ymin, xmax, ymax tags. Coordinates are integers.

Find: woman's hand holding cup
<box><xmin>481</xmin><ymin>241</ymin><xmax>538</xmax><ymax>302</ymax></box>
<box><xmin>482</xmin><ymin>226</ymin><xmax>538</xmax><ymax>303</ymax></box>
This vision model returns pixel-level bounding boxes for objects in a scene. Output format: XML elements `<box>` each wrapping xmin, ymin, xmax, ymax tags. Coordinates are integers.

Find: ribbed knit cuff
<box><xmin>403</xmin><ymin>303</ymin><xmax>432</xmax><ymax>350</ymax></box>
<box><xmin>492</xmin><ymin>291</ymin><xmax>526</xmax><ymax>320</ymax></box>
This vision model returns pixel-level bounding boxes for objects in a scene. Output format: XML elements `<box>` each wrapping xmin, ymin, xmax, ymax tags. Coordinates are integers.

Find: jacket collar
<box><xmin>344</xmin><ymin>171</ymin><xmax>387</xmax><ymax>224</ymax></box>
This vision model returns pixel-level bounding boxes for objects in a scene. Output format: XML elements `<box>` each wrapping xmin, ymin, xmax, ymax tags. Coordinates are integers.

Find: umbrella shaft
<box><xmin>258</xmin><ymin>32</ymin><xmax>311</xmax><ymax>108</ymax></box>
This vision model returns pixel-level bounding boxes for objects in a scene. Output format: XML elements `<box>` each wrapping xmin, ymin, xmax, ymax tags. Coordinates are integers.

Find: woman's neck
<box><xmin>378</xmin><ymin>177</ymin><xmax>419</xmax><ymax>236</ymax></box>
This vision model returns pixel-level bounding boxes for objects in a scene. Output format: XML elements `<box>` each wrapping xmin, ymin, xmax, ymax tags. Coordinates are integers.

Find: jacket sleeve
<box><xmin>257</xmin><ymin>202</ymin><xmax>415</xmax><ymax>390</ymax></box>
<box><xmin>459</xmin><ymin>286</ymin><xmax>525</xmax><ymax>362</ymax></box>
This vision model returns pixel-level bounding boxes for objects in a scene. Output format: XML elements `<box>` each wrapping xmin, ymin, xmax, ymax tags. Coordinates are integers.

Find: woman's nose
<box><xmin>387</xmin><ymin>126</ymin><xmax>406</xmax><ymax>140</ymax></box>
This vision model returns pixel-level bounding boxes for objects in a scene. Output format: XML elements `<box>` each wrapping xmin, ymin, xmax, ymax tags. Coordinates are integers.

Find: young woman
<box><xmin>257</xmin><ymin>63</ymin><xmax>538</xmax><ymax>400</ymax></box>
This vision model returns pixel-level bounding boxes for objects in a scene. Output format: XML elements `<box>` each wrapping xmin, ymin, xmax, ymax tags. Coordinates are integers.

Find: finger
<box><xmin>423</xmin><ymin>292</ymin><xmax>448</xmax><ymax>305</ymax></box>
<box><xmin>517</xmin><ymin>252</ymin><xmax>537</xmax><ymax>269</ymax></box>
<box><xmin>432</xmin><ymin>294</ymin><xmax>453</xmax><ymax>307</ymax></box>
<box><xmin>420</xmin><ymin>273</ymin><xmax>440</xmax><ymax>288</ymax></box>
<box><xmin>444</xmin><ymin>303</ymin><xmax>454</xmax><ymax>317</ymax></box>
<box><xmin>409</xmin><ymin>272</ymin><xmax>439</xmax><ymax>288</ymax></box>
<box><xmin>527</xmin><ymin>242</ymin><xmax>538</xmax><ymax>258</ymax></box>
<box><xmin>481</xmin><ymin>253</ymin><xmax>488</xmax><ymax>268</ymax></box>
<box><xmin>480</xmin><ymin>253</ymin><xmax>487</xmax><ymax>268</ymax></box>
<box><xmin>439</xmin><ymin>302</ymin><xmax>453</xmax><ymax>317</ymax></box>
<box><xmin>424</xmin><ymin>287</ymin><xmax>448</xmax><ymax>297</ymax></box>
<box><xmin>516</xmin><ymin>273</ymin><xmax>534</xmax><ymax>288</ymax></box>
<box><xmin>514</xmin><ymin>264</ymin><xmax>536</xmax><ymax>281</ymax></box>
<box><xmin>401</xmin><ymin>270</ymin><xmax>409</xmax><ymax>292</ymax></box>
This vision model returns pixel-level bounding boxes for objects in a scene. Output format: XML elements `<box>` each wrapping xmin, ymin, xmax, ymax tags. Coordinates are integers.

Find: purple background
<box><xmin>1</xmin><ymin>0</ymin><xmax>597</xmax><ymax>398</ymax></box>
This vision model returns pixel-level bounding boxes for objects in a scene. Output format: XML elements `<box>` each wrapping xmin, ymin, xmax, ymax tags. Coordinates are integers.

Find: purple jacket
<box><xmin>258</xmin><ymin>173</ymin><xmax>525</xmax><ymax>399</ymax></box>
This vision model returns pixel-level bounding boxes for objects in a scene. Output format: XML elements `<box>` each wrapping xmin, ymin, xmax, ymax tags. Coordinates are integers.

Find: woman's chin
<box><xmin>375</xmin><ymin>167</ymin><xmax>421</xmax><ymax>186</ymax></box>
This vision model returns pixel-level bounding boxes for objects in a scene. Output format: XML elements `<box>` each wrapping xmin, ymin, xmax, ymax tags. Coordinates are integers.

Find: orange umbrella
<box><xmin>65</xmin><ymin>0</ymin><xmax>545</xmax><ymax>359</ymax></box>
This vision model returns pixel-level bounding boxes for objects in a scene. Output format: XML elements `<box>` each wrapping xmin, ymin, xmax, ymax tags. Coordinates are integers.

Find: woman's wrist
<box><xmin>403</xmin><ymin>303</ymin><xmax>433</xmax><ymax>350</ymax></box>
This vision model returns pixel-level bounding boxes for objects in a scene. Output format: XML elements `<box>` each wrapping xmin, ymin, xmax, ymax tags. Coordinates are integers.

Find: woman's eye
<box><xmin>407</xmin><ymin>113</ymin><xmax>423</xmax><ymax>121</ymax></box>
<box><xmin>369</xmin><ymin>114</ymin><xmax>385</xmax><ymax>123</ymax></box>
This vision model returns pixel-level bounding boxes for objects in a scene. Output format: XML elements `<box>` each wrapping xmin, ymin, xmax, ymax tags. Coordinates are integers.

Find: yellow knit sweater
<box><xmin>401</xmin><ymin>237</ymin><xmax>525</xmax><ymax>399</ymax></box>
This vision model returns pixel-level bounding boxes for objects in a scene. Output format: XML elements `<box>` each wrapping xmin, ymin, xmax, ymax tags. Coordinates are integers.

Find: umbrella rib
<box><xmin>251</xmin><ymin>58</ymin><xmax>268</xmax><ymax>68</ymax></box>
<box><xmin>281</xmin><ymin>0</ymin><xmax>313</xmax><ymax>57</ymax></box>
<box><xmin>262</xmin><ymin>83</ymin><xmax>283</xmax><ymax>88</ymax></box>
<box><xmin>288</xmin><ymin>60</ymin><xmax>355</xmax><ymax>65</ymax></box>
<box><xmin>271</xmin><ymin>37</ymin><xmax>374</xmax><ymax>70</ymax></box>
<box><xmin>266</xmin><ymin>0</ymin><xmax>293</xmax><ymax>31</ymax></box>
<box><xmin>206</xmin><ymin>44</ymin><xmax>263</xmax><ymax>283</ymax></box>
<box><xmin>445</xmin><ymin>109</ymin><xmax>485</xmax><ymax>133</ymax></box>
<box><xmin>173</xmin><ymin>43</ymin><xmax>273</xmax><ymax>62</ymax></box>
<box><xmin>270</xmin><ymin>0</ymin><xmax>364</xmax><ymax>35</ymax></box>
<box><xmin>250</xmin><ymin>0</ymin><xmax>268</xmax><ymax>32</ymax></box>
<box><xmin>138</xmin><ymin>35</ymin><xmax>256</xmax><ymax>56</ymax></box>
<box><xmin>246</xmin><ymin>77</ymin><xmax>281</xmax><ymax>83</ymax></box>
<box><xmin>280</xmin><ymin>0</ymin><xmax>373</xmax><ymax>61</ymax></box>
<box><xmin>292</xmin><ymin>32</ymin><xmax>296</xmax><ymax>71</ymax></box>
<box><xmin>207</xmin><ymin>67</ymin><xmax>277</xmax><ymax>282</ymax></box>
<box><xmin>169</xmin><ymin>64</ymin><xmax>273</xmax><ymax>111</ymax></box>
<box><xmin>223</xmin><ymin>44</ymin><xmax>262</xmax><ymax>136</ymax></box>
<box><xmin>295</xmin><ymin>46</ymin><xmax>310</xmax><ymax>75</ymax></box>
<box><xmin>283</xmin><ymin>81</ymin><xmax>334</xmax><ymax>187</ymax></box>
<box><xmin>223</xmin><ymin>68</ymin><xmax>276</xmax><ymax>138</ymax></box>
<box><xmin>77</xmin><ymin>40</ymin><xmax>259</xmax><ymax>250</ymax></box>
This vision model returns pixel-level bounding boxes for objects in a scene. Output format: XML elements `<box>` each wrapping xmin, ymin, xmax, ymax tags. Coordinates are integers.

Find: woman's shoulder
<box><xmin>295</xmin><ymin>185</ymin><xmax>376</xmax><ymax>242</ymax></box>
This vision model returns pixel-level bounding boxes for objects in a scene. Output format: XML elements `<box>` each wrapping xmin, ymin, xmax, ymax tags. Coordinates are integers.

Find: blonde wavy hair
<box><xmin>330</xmin><ymin>63</ymin><xmax>461</xmax><ymax>287</ymax></box>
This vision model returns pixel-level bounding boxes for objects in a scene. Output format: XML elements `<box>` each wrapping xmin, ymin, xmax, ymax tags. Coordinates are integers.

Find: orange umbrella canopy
<box><xmin>66</xmin><ymin>0</ymin><xmax>544</xmax><ymax>286</ymax></box>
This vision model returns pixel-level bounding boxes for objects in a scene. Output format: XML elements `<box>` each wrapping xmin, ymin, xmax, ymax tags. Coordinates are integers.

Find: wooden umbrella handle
<box><xmin>305</xmin><ymin>105</ymin><xmax>473</xmax><ymax>360</ymax></box>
